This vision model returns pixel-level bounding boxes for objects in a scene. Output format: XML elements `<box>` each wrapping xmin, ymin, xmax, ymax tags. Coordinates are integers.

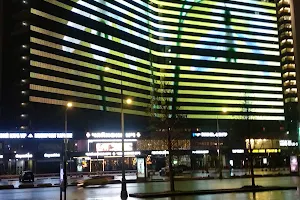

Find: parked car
<box><xmin>19</xmin><ymin>171</ymin><xmax>34</xmax><ymax>182</ymax></box>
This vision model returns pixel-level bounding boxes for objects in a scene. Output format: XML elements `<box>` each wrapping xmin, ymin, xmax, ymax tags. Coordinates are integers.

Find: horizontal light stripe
<box><xmin>149</xmin><ymin>0</ymin><xmax>276</xmax><ymax>14</ymax></box>
<box><xmin>177</xmin><ymin>90</ymin><xmax>283</xmax><ymax>99</ymax></box>
<box><xmin>187</xmin><ymin>114</ymin><xmax>284</xmax><ymax>121</ymax></box>
<box><xmin>30</xmin><ymin>96</ymin><xmax>103</xmax><ymax>111</ymax></box>
<box><xmin>179</xmin><ymin>74</ymin><xmax>281</xmax><ymax>84</ymax></box>
<box><xmin>30</xmin><ymin>84</ymin><xmax>103</xmax><ymax>100</ymax></box>
<box><xmin>180</xmin><ymin>106</ymin><xmax>284</xmax><ymax>113</ymax></box>
<box><xmin>180</xmin><ymin>66</ymin><xmax>281</xmax><ymax>77</ymax></box>
<box><xmin>230</xmin><ymin>0</ymin><xmax>275</xmax><ymax>7</ymax></box>
<box><xmin>177</xmin><ymin>98</ymin><xmax>283</xmax><ymax>106</ymax></box>
<box><xmin>178</xmin><ymin>82</ymin><xmax>282</xmax><ymax>91</ymax></box>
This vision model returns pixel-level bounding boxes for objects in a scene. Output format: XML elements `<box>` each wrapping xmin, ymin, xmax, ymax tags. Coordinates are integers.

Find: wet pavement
<box><xmin>0</xmin><ymin>168</ymin><xmax>290</xmax><ymax>188</ymax></box>
<box><xmin>0</xmin><ymin>176</ymin><xmax>299</xmax><ymax>200</ymax></box>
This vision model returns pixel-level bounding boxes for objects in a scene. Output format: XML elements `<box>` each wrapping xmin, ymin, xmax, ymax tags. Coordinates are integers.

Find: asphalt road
<box><xmin>0</xmin><ymin>168</ymin><xmax>290</xmax><ymax>188</ymax></box>
<box><xmin>0</xmin><ymin>177</ymin><xmax>299</xmax><ymax>200</ymax></box>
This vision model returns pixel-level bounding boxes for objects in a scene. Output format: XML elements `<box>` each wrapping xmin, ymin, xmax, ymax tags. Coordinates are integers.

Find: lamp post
<box><xmin>217</xmin><ymin>108</ymin><xmax>227</xmax><ymax>179</ymax></box>
<box><xmin>105</xmin><ymin>66</ymin><xmax>131</xmax><ymax>199</ymax></box>
<box><xmin>121</xmin><ymin>95</ymin><xmax>132</xmax><ymax>199</ymax></box>
<box><xmin>63</xmin><ymin>102</ymin><xmax>72</xmax><ymax>200</ymax></box>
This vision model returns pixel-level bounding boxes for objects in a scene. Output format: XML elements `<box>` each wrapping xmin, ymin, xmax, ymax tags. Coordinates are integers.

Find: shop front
<box><xmin>191</xmin><ymin>131</ymin><xmax>228</xmax><ymax>170</ymax></box>
<box><xmin>82</xmin><ymin>131</ymin><xmax>141</xmax><ymax>172</ymax></box>
<box><xmin>245</xmin><ymin>138</ymin><xmax>297</xmax><ymax>168</ymax></box>
<box><xmin>0</xmin><ymin>132</ymin><xmax>72</xmax><ymax>174</ymax></box>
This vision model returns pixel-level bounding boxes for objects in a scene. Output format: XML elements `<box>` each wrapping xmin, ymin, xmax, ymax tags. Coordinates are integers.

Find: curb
<box><xmin>129</xmin><ymin>186</ymin><xmax>297</xmax><ymax>198</ymax></box>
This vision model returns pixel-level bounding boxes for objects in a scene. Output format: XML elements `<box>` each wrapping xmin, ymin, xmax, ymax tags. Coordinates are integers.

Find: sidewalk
<box><xmin>129</xmin><ymin>186</ymin><xmax>297</xmax><ymax>198</ymax></box>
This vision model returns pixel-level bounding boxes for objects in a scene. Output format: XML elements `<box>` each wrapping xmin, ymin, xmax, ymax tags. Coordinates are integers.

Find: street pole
<box><xmin>62</xmin><ymin>102</ymin><xmax>72</xmax><ymax>200</ymax></box>
<box><xmin>120</xmin><ymin>76</ymin><xmax>128</xmax><ymax>199</ymax></box>
<box><xmin>63</xmin><ymin>107</ymin><xmax>68</xmax><ymax>200</ymax></box>
<box><xmin>217</xmin><ymin>116</ymin><xmax>223</xmax><ymax>179</ymax></box>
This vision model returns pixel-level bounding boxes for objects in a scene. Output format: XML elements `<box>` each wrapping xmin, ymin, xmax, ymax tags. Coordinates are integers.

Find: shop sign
<box><xmin>0</xmin><ymin>132</ymin><xmax>73</xmax><ymax>139</ymax></box>
<box><xmin>86</xmin><ymin>132</ymin><xmax>141</xmax><ymax>139</ymax></box>
<box><xmin>279</xmin><ymin>140</ymin><xmax>298</xmax><ymax>147</ymax></box>
<box><xmin>151</xmin><ymin>150</ymin><xmax>169</xmax><ymax>155</ymax></box>
<box><xmin>96</xmin><ymin>143</ymin><xmax>133</xmax><ymax>152</ymax></box>
<box><xmin>232</xmin><ymin>149</ymin><xmax>245</xmax><ymax>154</ymax></box>
<box><xmin>34</xmin><ymin>133</ymin><xmax>73</xmax><ymax>139</ymax></box>
<box><xmin>85</xmin><ymin>151</ymin><xmax>141</xmax><ymax>157</ymax></box>
<box><xmin>44</xmin><ymin>153</ymin><xmax>60</xmax><ymax>158</ymax></box>
<box><xmin>0</xmin><ymin>155</ymin><xmax>3</xmax><ymax>159</ymax></box>
<box><xmin>0</xmin><ymin>133</ymin><xmax>27</xmax><ymax>139</ymax></box>
<box><xmin>15</xmin><ymin>153</ymin><xmax>33</xmax><ymax>159</ymax></box>
<box><xmin>192</xmin><ymin>132</ymin><xmax>228</xmax><ymax>138</ymax></box>
<box><xmin>192</xmin><ymin>150</ymin><xmax>209</xmax><ymax>154</ymax></box>
<box><xmin>251</xmin><ymin>149</ymin><xmax>281</xmax><ymax>153</ymax></box>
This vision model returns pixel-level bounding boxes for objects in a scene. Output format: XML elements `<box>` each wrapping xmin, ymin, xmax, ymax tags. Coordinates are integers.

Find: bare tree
<box><xmin>147</xmin><ymin>78</ymin><xmax>187</xmax><ymax>192</ymax></box>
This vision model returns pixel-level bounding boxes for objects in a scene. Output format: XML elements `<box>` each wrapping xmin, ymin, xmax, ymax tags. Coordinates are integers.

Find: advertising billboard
<box><xmin>96</xmin><ymin>143</ymin><xmax>133</xmax><ymax>152</ymax></box>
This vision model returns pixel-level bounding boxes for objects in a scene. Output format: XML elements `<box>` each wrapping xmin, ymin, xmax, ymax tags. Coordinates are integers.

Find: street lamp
<box><xmin>217</xmin><ymin>108</ymin><xmax>227</xmax><ymax>179</ymax></box>
<box><xmin>62</xmin><ymin>102</ymin><xmax>72</xmax><ymax>200</ymax></box>
<box><xmin>105</xmin><ymin>66</ymin><xmax>130</xmax><ymax>199</ymax></box>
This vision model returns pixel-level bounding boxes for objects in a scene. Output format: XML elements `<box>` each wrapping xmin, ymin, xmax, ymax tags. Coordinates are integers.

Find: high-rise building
<box><xmin>276</xmin><ymin>0</ymin><xmax>300</xmax><ymax>139</ymax></box>
<box><xmin>6</xmin><ymin>0</ymin><xmax>284</xmax><ymax>136</ymax></box>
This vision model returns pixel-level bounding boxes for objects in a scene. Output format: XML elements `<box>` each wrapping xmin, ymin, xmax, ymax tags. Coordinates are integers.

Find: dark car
<box><xmin>19</xmin><ymin>171</ymin><xmax>34</xmax><ymax>182</ymax></box>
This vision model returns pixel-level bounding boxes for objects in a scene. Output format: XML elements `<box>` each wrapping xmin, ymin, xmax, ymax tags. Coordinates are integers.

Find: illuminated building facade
<box><xmin>276</xmin><ymin>0</ymin><xmax>300</xmax><ymax>138</ymax></box>
<box><xmin>8</xmin><ymin>0</ymin><xmax>284</xmax><ymax>135</ymax></box>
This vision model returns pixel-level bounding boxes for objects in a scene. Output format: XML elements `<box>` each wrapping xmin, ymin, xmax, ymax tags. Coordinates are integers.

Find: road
<box><xmin>0</xmin><ymin>168</ymin><xmax>290</xmax><ymax>188</ymax></box>
<box><xmin>0</xmin><ymin>177</ymin><xmax>299</xmax><ymax>200</ymax></box>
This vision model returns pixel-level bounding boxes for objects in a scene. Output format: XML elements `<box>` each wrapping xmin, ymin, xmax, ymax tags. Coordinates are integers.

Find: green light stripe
<box><xmin>177</xmin><ymin>98</ymin><xmax>283</xmax><ymax>106</ymax></box>
<box><xmin>30</xmin><ymin>84</ymin><xmax>103</xmax><ymax>100</ymax></box>
<box><xmin>179</xmin><ymin>74</ymin><xmax>281</xmax><ymax>84</ymax></box>
<box><xmin>187</xmin><ymin>114</ymin><xmax>284</xmax><ymax>120</ymax></box>
<box><xmin>177</xmin><ymin>90</ymin><xmax>283</xmax><ymax>99</ymax></box>
<box><xmin>180</xmin><ymin>106</ymin><xmax>284</xmax><ymax>113</ymax></box>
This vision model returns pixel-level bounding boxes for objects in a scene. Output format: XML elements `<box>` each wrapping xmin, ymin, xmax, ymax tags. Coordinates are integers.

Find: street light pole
<box><xmin>217</xmin><ymin>108</ymin><xmax>227</xmax><ymax>179</ymax></box>
<box><xmin>216</xmin><ymin>115</ymin><xmax>222</xmax><ymax>179</ymax></box>
<box><xmin>120</xmin><ymin>74</ymin><xmax>128</xmax><ymax>199</ymax></box>
<box><xmin>63</xmin><ymin>102</ymin><xmax>72</xmax><ymax>200</ymax></box>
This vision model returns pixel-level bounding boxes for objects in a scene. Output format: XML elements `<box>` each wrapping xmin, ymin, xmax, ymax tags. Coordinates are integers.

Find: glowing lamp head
<box><xmin>222</xmin><ymin>108</ymin><xmax>227</xmax><ymax>113</ymax></box>
<box><xmin>126</xmin><ymin>98</ymin><xmax>132</xmax><ymax>104</ymax></box>
<box><xmin>67</xmin><ymin>102</ymin><xmax>73</xmax><ymax>108</ymax></box>
<box><xmin>104</xmin><ymin>67</ymin><xmax>110</xmax><ymax>71</ymax></box>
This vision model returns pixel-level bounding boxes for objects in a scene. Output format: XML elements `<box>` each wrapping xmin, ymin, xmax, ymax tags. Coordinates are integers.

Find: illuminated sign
<box><xmin>251</xmin><ymin>149</ymin><xmax>281</xmax><ymax>153</ymax></box>
<box><xmin>192</xmin><ymin>132</ymin><xmax>228</xmax><ymax>138</ymax></box>
<box><xmin>86</xmin><ymin>132</ymin><xmax>141</xmax><ymax>139</ymax></box>
<box><xmin>137</xmin><ymin>157</ymin><xmax>146</xmax><ymax>178</ymax></box>
<box><xmin>16</xmin><ymin>153</ymin><xmax>33</xmax><ymax>159</ymax></box>
<box><xmin>0</xmin><ymin>155</ymin><xmax>3</xmax><ymax>159</ymax></box>
<box><xmin>0</xmin><ymin>133</ymin><xmax>27</xmax><ymax>139</ymax></box>
<box><xmin>96</xmin><ymin>143</ymin><xmax>133</xmax><ymax>152</ymax></box>
<box><xmin>0</xmin><ymin>132</ymin><xmax>73</xmax><ymax>139</ymax></box>
<box><xmin>151</xmin><ymin>150</ymin><xmax>169</xmax><ymax>155</ymax></box>
<box><xmin>85</xmin><ymin>151</ymin><xmax>140</xmax><ymax>157</ymax></box>
<box><xmin>34</xmin><ymin>133</ymin><xmax>73</xmax><ymax>139</ymax></box>
<box><xmin>44</xmin><ymin>153</ymin><xmax>60</xmax><ymax>158</ymax></box>
<box><xmin>290</xmin><ymin>156</ymin><xmax>298</xmax><ymax>173</ymax></box>
<box><xmin>279</xmin><ymin>140</ymin><xmax>298</xmax><ymax>147</ymax></box>
<box><xmin>192</xmin><ymin>150</ymin><xmax>209</xmax><ymax>154</ymax></box>
<box><xmin>232</xmin><ymin>149</ymin><xmax>245</xmax><ymax>154</ymax></box>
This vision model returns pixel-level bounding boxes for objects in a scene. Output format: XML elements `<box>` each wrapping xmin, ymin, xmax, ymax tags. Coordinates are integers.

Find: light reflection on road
<box><xmin>0</xmin><ymin>177</ymin><xmax>299</xmax><ymax>200</ymax></box>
